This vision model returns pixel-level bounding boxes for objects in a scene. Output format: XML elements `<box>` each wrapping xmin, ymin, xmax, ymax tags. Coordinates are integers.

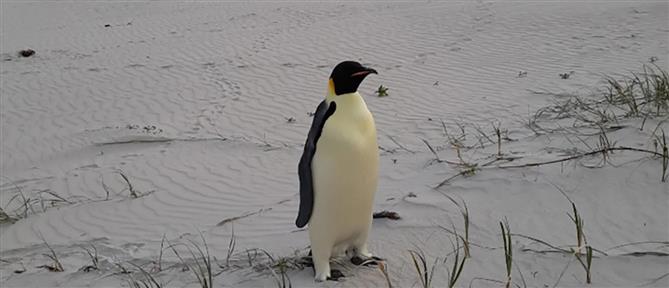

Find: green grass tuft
<box><xmin>168</xmin><ymin>232</ymin><xmax>213</xmax><ymax>288</ymax></box>
<box><xmin>408</xmin><ymin>249</ymin><xmax>438</xmax><ymax>288</ymax></box>
<box><xmin>446</xmin><ymin>231</ymin><xmax>467</xmax><ymax>288</ymax></box>
<box><xmin>500</xmin><ymin>220</ymin><xmax>512</xmax><ymax>288</ymax></box>
<box><xmin>38</xmin><ymin>234</ymin><xmax>64</xmax><ymax>272</ymax></box>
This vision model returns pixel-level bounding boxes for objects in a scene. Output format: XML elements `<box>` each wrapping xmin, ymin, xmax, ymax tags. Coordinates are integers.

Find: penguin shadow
<box><xmin>299</xmin><ymin>249</ymin><xmax>385</xmax><ymax>281</ymax></box>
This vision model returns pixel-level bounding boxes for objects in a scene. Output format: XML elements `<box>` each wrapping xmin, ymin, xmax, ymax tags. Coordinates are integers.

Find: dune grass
<box><xmin>659</xmin><ymin>130</ymin><xmax>668</xmax><ymax>182</ymax></box>
<box><xmin>487</xmin><ymin>65</ymin><xmax>669</xmax><ymax>181</ymax></box>
<box><xmin>446</xmin><ymin>231</ymin><xmax>467</xmax><ymax>288</ymax></box>
<box><xmin>532</xmin><ymin>65</ymin><xmax>668</xmax><ymax>131</ymax></box>
<box><xmin>116</xmin><ymin>170</ymin><xmax>139</xmax><ymax>198</ymax></box>
<box><xmin>575</xmin><ymin>246</ymin><xmax>593</xmax><ymax>285</ymax></box>
<box><xmin>376</xmin><ymin>85</ymin><xmax>389</xmax><ymax>97</ymax></box>
<box><xmin>405</xmin><ymin>225</ymin><xmax>468</xmax><ymax>288</ymax></box>
<box><xmin>37</xmin><ymin>234</ymin><xmax>64</xmax><ymax>272</ymax></box>
<box><xmin>0</xmin><ymin>170</ymin><xmax>152</xmax><ymax>225</ymax></box>
<box><xmin>493</xmin><ymin>121</ymin><xmax>504</xmax><ymax>157</ymax></box>
<box><xmin>605</xmin><ymin>64</ymin><xmax>668</xmax><ymax>117</ymax></box>
<box><xmin>126</xmin><ymin>262</ymin><xmax>163</xmax><ymax>288</ymax></box>
<box><xmin>243</xmin><ymin>248</ymin><xmax>306</xmax><ymax>288</ymax></box>
<box><xmin>439</xmin><ymin>193</ymin><xmax>471</xmax><ymax>258</ymax></box>
<box><xmin>267</xmin><ymin>256</ymin><xmax>294</xmax><ymax>288</ymax></box>
<box><xmin>153</xmin><ymin>235</ymin><xmax>166</xmax><ymax>273</ymax></box>
<box><xmin>408</xmin><ymin>249</ymin><xmax>438</xmax><ymax>288</ymax></box>
<box><xmin>225</xmin><ymin>225</ymin><xmax>236</xmax><ymax>268</ymax></box>
<box><xmin>378</xmin><ymin>261</ymin><xmax>394</xmax><ymax>288</ymax></box>
<box><xmin>567</xmin><ymin>202</ymin><xmax>593</xmax><ymax>284</ymax></box>
<box><xmin>500</xmin><ymin>220</ymin><xmax>513</xmax><ymax>288</ymax></box>
<box><xmin>167</xmin><ymin>233</ymin><xmax>213</xmax><ymax>288</ymax></box>
<box><xmin>4</xmin><ymin>181</ymin><xmax>34</xmax><ymax>220</ymax></box>
<box><xmin>0</xmin><ymin>207</ymin><xmax>17</xmax><ymax>224</ymax></box>
<box><xmin>79</xmin><ymin>244</ymin><xmax>99</xmax><ymax>272</ymax></box>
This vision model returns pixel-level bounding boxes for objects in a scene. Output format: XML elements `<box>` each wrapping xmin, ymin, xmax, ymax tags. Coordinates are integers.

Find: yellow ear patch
<box><xmin>326</xmin><ymin>78</ymin><xmax>336</xmax><ymax>102</ymax></box>
<box><xmin>328</xmin><ymin>78</ymin><xmax>335</xmax><ymax>95</ymax></box>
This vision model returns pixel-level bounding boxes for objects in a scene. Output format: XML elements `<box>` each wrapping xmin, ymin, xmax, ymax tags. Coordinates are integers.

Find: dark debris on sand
<box><xmin>18</xmin><ymin>49</ymin><xmax>35</xmax><ymax>57</ymax></box>
<box><xmin>373</xmin><ymin>210</ymin><xmax>401</xmax><ymax>220</ymax></box>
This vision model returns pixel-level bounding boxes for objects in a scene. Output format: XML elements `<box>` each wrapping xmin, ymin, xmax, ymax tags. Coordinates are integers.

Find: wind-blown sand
<box><xmin>1</xmin><ymin>1</ymin><xmax>667</xmax><ymax>287</ymax></box>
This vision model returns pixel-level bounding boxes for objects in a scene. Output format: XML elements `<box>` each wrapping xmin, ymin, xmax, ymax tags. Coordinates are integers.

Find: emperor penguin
<box><xmin>296</xmin><ymin>61</ymin><xmax>380</xmax><ymax>281</ymax></box>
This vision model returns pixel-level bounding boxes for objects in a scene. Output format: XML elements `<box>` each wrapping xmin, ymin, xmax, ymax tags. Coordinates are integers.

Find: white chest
<box><xmin>312</xmin><ymin>92</ymin><xmax>379</xmax><ymax>206</ymax></box>
<box><xmin>310</xmin><ymin>92</ymin><xmax>379</xmax><ymax>243</ymax></box>
<box><xmin>319</xmin><ymin>92</ymin><xmax>377</xmax><ymax>152</ymax></box>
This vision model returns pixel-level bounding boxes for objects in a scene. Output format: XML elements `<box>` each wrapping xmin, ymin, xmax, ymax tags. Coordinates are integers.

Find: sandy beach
<box><xmin>1</xmin><ymin>1</ymin><xmax>667</xmax><ymax>287</ymax></box>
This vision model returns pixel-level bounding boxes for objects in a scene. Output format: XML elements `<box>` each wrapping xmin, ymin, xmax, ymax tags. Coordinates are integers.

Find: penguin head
<box><xmin>329</xmin><ymin>61</ymin><xmax>377</xmax><ymax>96</ymax></box>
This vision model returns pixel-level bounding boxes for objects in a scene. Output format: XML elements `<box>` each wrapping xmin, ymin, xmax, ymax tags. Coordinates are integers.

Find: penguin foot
<box><xmin>351</xmin><ymin>256</ymin><xmax>384</xmax><ymax>266</ymax></box>
<box><xmin>327</xmin><ymin>269</ymin><xmax>345</xmax><ymax>281</ymax></box>
<box><xmin>350</xmin><ymin>256</ymin><xmax>364</xmax><ymax>266</ymax></box>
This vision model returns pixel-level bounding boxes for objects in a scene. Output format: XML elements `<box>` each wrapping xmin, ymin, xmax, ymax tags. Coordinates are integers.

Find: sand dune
<box><xmin>1</xmin><ymin>1</ymin><xmax>667</xmax><ymax>287</ymax></box>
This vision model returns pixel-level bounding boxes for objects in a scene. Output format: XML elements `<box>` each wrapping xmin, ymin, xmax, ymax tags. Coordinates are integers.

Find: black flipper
<box><xmin>296</xmin><ymin>101</ymin><xmax>337</xmax><ymax>228</ymax></box>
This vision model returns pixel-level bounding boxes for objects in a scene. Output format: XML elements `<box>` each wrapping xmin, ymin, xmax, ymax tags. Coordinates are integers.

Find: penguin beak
<box><xmin>351</xmin><ymin>67</ymin><xmax>378</xmax><ymax>78</ymax></box>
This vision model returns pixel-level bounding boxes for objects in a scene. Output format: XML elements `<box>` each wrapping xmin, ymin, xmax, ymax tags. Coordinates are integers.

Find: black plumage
<box><xmin>296</xmin><ymin>101</ymin><xmax>337</xmax><ymax>228</ymax></box>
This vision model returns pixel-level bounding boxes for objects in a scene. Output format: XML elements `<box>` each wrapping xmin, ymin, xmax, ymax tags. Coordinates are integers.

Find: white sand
<box><xmin>1</xmin><ymin>1</ymin><xmax>667</xmax><ymax>287</ymax></box>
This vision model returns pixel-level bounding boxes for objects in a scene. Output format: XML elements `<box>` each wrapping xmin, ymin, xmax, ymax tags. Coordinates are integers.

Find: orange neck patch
<box><xmin>326</xmin><ymin>78</ymin><xmax>336</xmax><ymax>102</ymax></box>
<box><xmin>328</xmin><ymin>78</ymin><xmax>335</xmax><ymax>95</ymax></box>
